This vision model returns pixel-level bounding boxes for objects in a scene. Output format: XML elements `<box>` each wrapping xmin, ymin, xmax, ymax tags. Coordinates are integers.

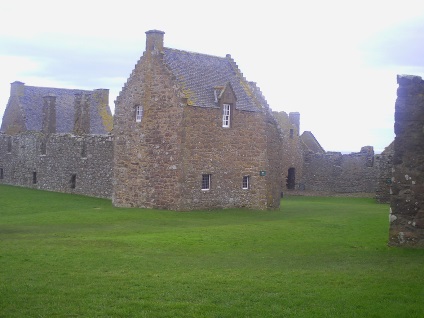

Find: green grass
<box><xmin>1</xmin><ymin>185</ymin><xmax>423</xmax><ymax>318</ymax></box>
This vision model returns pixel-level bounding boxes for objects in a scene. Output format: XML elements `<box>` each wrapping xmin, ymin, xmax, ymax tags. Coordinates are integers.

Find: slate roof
<box><xmin>5</xmin><ymin>84</ymin><xmax>111</xmax><ymax>134</ymax></box>
<box><xmin>163</xmin><ymin>48</ymin><xmax>263</xmax><ymax>112</ymax></box>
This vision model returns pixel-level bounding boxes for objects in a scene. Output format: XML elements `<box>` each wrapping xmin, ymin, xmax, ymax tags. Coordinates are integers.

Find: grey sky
<box><xmin>1</xmin><ymin>0</ymin><xmax>424</xmax><ymax>153</ymax></box>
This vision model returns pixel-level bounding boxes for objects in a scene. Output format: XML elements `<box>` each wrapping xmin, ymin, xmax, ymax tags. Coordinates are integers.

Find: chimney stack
<box><xmin>145</xmin><ymin>30</ymin><xmax>165</xmax><ymax>53</ymax></box>
<box><xmin>10</xmin><ymin>81</ymin><xmax>25</xmax><ymax>96</ymax></box>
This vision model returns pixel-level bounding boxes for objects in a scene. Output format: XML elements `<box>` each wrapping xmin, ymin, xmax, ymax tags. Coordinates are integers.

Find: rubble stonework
<box><xmin>0</xmin><ymin>132</ymin><xmax>113</xmax><ymax>198</ymax></box>
<box><xmin>389</xmin><ymin>75</ymin><xmax>424</xmax><ymax>247</ymax></box>
<box><xmin>300</xmin><ymin>145</ymin><xmax>379</xmax><ymax>193</ymax></box>
<box><xmin>273</xmin><ymin>111</ymin><xmax>304</xmax><ymax>191</ymax></box>
<box><xmin>375</xmin><ymin>142</ymin><xmax>394</xmax><ymax>203</ymax></box>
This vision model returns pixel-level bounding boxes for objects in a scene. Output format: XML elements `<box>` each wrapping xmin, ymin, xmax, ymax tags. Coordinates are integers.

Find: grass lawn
<box><xmin>1</xmin><ymin>184</ymin><xmax>423</xmax><ymax>317</ymax></box>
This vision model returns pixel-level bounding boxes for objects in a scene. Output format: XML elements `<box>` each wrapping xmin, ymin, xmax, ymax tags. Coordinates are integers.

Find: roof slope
<box><xmin>1</xmin><ymin>83</ymin><xmax>112</xmax><ymax>134</ymax></box>
<box><xmin>163</xmin><ymin>49</ymin><xmax>262</xmax><ymax>112</ymax></box>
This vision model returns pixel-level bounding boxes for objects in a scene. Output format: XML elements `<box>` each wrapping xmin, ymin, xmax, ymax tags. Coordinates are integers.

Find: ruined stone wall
<box><xmin>300</xmin><ymin>146</ymin><xmax>378</xmax><ymax>193</ymax></box>
<box><xmin>0</xmin><ymin>132</ymin><xmax>113</xmax><ymax>198</ymax></box>
<box><xmin>375</xmin><ymin>143</ymin><xmax>394</xmax><ymax>203</ymax></box>
<box><xmin>389</xmin><ymin>75</ymin><xmax>424</xmax><ymax>247</ymax></box>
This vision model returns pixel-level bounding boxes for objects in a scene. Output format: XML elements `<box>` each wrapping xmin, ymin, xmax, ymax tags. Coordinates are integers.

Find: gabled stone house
<box><xmin>113</xmin><ymin>30</ymin><xmax>284</xmax><ymax>210</ymax></box>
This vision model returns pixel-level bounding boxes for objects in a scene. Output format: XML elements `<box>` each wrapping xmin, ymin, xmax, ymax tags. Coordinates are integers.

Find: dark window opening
<box><xmin>32</xmin><ymin>172</ymin><xmax>37</xmax><ymax>184</ymax></box>
<box><xmin>287</xmin><ymin>168</ymin><xmax>296</xmax><ymax>190</ymax></box>
<box><xmin>70</xmin><ymin>174</ymin><xmax>77</xmax><ymax>189</ymax></box>
<box><xmin>0</xmin><ymin>168</ymin><xmax>3</xmax><ymax>179</ymax></box>
<box><xmin>289</xmin><ymin>129</ymin><xmax>294</xmax><ymax>139</ymax></box>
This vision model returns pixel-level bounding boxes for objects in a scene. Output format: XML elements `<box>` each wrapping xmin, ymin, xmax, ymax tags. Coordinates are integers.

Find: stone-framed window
<box><xmin>135</xmin><ymin>105</ymin><xmax>143</xmax><ymax>123</ymax></box>
<box><xmin>202</xmin><ymin>174</ymin><xmax>211</xmax><ymax>190</ymax></box>
<box><xmin>0</xmin><ymin>168</ymin><xmax>3</xmax><ymax>179</ymax></box>
<box><xmin>222</xmin><ymin>104</ymin><xmax>231</xmax><ymax>128</ymax></box>
<box><xmin>242</xmin><ymin>175</ymin><xmax>250</xmax><ymax>189</ymax></box>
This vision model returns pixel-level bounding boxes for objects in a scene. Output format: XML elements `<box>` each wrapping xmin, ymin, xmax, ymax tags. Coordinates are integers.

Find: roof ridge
<box><xmin>164</xmin><ymin>47</ymin><xmax>227</xmax><ymax>60</ymax></box>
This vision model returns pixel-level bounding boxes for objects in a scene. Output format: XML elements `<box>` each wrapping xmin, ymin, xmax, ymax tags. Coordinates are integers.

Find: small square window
<box><xmin>242</xmin><ymin>175</ymin><xmax>250</xmax><ymax>189</ymax></box>
<box><xmin>202</xmin><ymin>174</ymin><xmax>211</xmax><ymax>190</ymax></box>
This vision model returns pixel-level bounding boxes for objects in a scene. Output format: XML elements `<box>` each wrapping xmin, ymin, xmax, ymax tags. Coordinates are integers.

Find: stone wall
<box><xmin>300</xmin><ymin>146</ymin><xmax>379</xmax><ymax>193</ymax></box>
<box><xmin>389</xmin><ymin>75</ymin><xmax>424</xmax><ymax>247</ymax></box>
<box><xmin>113</xmin><ymin>43</ymin><xmax>185</xmax><ymax>209</ymax></box>
<box><xmin>0</xmin><ymin>132</ymin><xmax>113</xmax><ymax>198</ymax></box>
<box><xmin>375</xmin><ymin>142</ymin><xmax>394</xmax><ymax>203</ymax></box>
<box><xmin>273</xmin><ymin>111</ymin><xmax>304</xmax><ymax>192</ymax></box>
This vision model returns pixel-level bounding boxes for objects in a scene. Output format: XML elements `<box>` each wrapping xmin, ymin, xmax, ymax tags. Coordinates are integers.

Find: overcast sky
<box><xmin>1</xmin><ymin>0</ymin><xmax>424</xmax><ymax>153</ymax></box>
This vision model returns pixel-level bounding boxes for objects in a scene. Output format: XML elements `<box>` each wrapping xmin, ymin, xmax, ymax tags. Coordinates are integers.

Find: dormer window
<box><xmin>222</xmin><ymin>104</ymin><xmax>231</xmax><ymax>128</ymax></box>
<box><xmin>135</xmin><ymin>105</ymin><xmax>143</xmax><ymax>123</ymax></box>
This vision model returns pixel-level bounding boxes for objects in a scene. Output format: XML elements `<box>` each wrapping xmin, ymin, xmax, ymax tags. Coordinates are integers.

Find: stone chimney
<box><xmin>289</xmin><ymin>112</ymin><xmax>300</xmax><ymax>136</ymax></box>
<box><xmin>145</xmin><ymin>30</ymin><xmax>165</xmax><ymax>53</ymax></box>
<box><xmin>10</xmin><ymin>81</ymin><xmax>25</xmax><ymax>96</ymax></box>
<box><xmin>42</xmin><ymin>94</ymin><xmax>57</xmax><ymax>134</ymax></box>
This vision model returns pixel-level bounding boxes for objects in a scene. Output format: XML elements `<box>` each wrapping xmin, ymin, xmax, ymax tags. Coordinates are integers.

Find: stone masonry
<box><xmin>389</xmin><ymin>75</ymin><xmax>424</xmax><ymax>247</ymax></box>
<box><xmin>0</xmin><ymin>132</ymin><xmax>113</xmax><ymax>198</ymax></box>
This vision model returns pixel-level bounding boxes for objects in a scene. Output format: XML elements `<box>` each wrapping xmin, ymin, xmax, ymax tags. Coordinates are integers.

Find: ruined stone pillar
<box><xmin>389</xmin><ymin>75</ymin><xmax>424</xmax><ymax>247</ymax></box>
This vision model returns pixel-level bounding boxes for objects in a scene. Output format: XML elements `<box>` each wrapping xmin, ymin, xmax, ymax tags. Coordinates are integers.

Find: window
<box><xmin>70</xmin><ymin>174</ymin><xmax>77</xmax><ymax>189</ymax></box>
<box><xmin>242</xmin><ymin>176</ymin><xmax>250</xmax><ymax>189</ymax></box>
<box><xmin>290</xmin><ymin>129</ymin><xmax>294</xmax><ymax>139</ymax></box>
<box><xmin>0</xmin><ymin>168</ymin><xmax>3</xmax><ymax>179</ymax></box>
<box><xmin>202</xmin><ymin>174</ymin><xmax>211</xmax><ymax>190</ymax></box>
<box><xmin>222</xmin><ymin>104</ymin><xmax>231</xmax><ymax>127</ymax></box>
<box><xmin>32</xmin><ymin>172</ymin><xmax>37</xmax><ymax>184</ymax></box>
<box><xmin>135</xmin><ymin>105</ymin><xmax>143</xmax><ymax>123</ymax></box>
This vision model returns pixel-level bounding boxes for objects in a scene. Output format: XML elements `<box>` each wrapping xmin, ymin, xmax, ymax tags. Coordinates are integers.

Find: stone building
<box><xmin>389</xmin><ymin>75</ymin><xmax>424</xmax><ymax>247</ymax></box>
<box><xmin>113</xmin><ymin>30</ymin><xmax>284</xmax><ymax>210</ymax></box>
<box><xmin>0</xmin><ymin>82</ymin><xmax>113</xmax><ymax>198</ymax></box>
<box><xmin>0</xmin><ymin>30</ymin><xmax>385</xmax><ymax>210</ymax></box>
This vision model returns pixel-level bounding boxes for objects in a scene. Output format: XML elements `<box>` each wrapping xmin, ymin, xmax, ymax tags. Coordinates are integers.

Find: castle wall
<box><xmin>375</xmin><ymin>143</ymin><xmax>394</xmax><ymax>203</ymax></box>
<box><xmin>0</xmin><ymin>132</ymin><xmax>113</xmax><ymax>198</ymax></box>
<box><xmin>300</xmin><ymin>147</ymin><xmax>379</xmax><ymax>193</ymax></box>
<box><xmin>389</xmin><ymin>75</ymin><xmax>424</xmax><ymax>247</ymax></box>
